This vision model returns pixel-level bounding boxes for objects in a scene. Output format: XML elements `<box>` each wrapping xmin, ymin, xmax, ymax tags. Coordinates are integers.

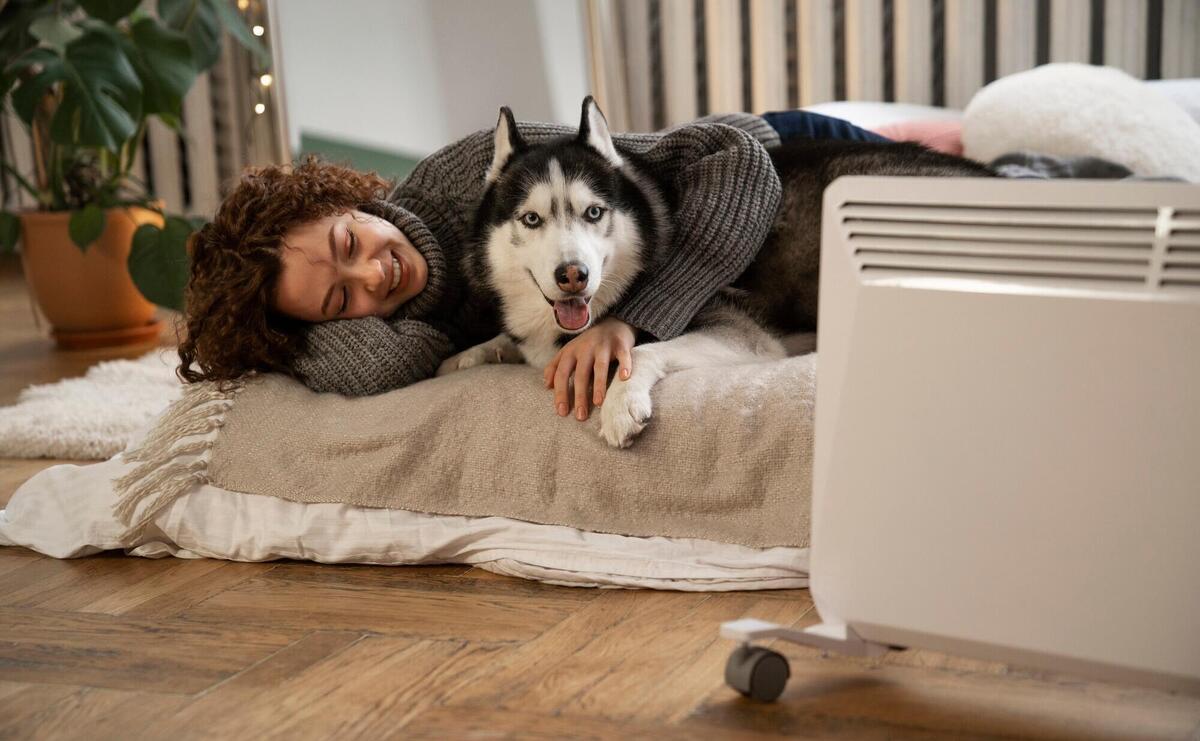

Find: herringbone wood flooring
<box><xmin>1</xmin><ymin>256</ymin><xmax>1198</xmax><ymax>740</ymax></box>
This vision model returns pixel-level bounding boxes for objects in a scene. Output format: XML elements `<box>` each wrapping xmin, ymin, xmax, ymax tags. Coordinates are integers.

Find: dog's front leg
<box><xmin>599</xmin><ymin>327</ymin><xmax>783</xmax><ymax>448</ymax></box>
<box><xmin>436</xmin><ymin>334</ymin><xmax>523</xmax><ymax>376</ymax></box>
<box><xmin>516</xmin><ymin>341</ymin><xmax>558</xmax><ymax>371</ymax></box>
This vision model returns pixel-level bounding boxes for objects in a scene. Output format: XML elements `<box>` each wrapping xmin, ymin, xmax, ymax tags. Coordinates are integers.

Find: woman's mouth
<box><xmin>388</xmin><ymin>251</ymin><xmax>404</xmax><ymax>295</ymax></box>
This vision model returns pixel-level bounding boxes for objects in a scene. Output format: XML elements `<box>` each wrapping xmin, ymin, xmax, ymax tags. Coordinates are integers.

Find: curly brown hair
<box><xmin>177</xmin><ymin>158</ymin><xmax>390</xmax><ymax>385</ymax></box>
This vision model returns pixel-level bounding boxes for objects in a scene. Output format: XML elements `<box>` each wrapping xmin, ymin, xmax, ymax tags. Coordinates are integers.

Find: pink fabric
<box><xmin>871</xmin><ymin>119</ymin><xmax>964</xmax><ymax>156</ymax></box>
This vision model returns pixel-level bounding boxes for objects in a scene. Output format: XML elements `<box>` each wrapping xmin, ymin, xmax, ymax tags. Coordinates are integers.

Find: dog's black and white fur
<box><xmin>439</xmin><ymin>98</ymin><xmax>991</xmax><ymax>447</ymax></box>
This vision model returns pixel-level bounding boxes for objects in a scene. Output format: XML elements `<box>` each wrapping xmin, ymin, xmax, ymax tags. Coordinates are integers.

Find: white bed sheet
<box><xmin>0</xmin><ymin>453</ymin><xmax>808</xmax><ymax>591</ymax></box>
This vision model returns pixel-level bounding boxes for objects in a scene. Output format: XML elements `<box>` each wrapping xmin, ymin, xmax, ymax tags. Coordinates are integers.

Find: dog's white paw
<box><xmin>437</xmin><ymin>335</ymin><xmax>522</xmax><ymax>377</ymax></box>
<box><xmin>436</xmin><ymin>346</ymin><xmax>489</xmax><ymax>376</ymax></box>
<box><xmin>599</xmin><ymin>379</ymin><xmax>653</xmax><ymax>448</ymax></box>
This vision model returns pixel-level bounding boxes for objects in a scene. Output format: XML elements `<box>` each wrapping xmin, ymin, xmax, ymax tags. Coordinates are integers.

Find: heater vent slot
<box><xmin>841</xmin><ymin>203</ymin><xmax>1158</xmax><ymax>229</ymax></box>
<box><xmin>844</xmin><ymin>204</ymin><xmax>1156</xmax><ymax>286</ymax></box>
<box><xmin>1160</xmin><ymin>211</ymin><xmax>1200</xmax><ymax>290</ymax></box>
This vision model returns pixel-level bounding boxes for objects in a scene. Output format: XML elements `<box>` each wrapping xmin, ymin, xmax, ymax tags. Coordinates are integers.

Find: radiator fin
<box><xmin>841</xmin><ymin>203</ymin><xmax>1158</xmax><ymax>228</ymax></box>
<box><xmin>844</xmin><ymin>203</ymin><xmax>1158</xmax><ymax>287</ymax></box>
<box><xmin>1162</xmin><ymin>210</ymin><xmax>1200</xmax><ymax>288</ymax></box>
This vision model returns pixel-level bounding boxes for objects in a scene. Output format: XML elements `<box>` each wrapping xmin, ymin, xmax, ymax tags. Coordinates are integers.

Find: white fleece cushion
<box><xmin>963</xmin><ymin>64</ymin><xmax>1200</xmax><ymax>181</ymax></box>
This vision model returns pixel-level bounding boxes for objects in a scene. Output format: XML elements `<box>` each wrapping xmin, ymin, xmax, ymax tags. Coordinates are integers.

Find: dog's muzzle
<box><xmin>528</xmin><ymin>269</ymin><xmax>593</xmax><ymax>332</ymax></box>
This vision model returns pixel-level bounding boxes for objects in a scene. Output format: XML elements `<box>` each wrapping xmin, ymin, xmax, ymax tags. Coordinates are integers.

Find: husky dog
<box><xmin>441</xmin><ymin>98</ymin><xmax>991</xmax><ymax>447</ymax></box>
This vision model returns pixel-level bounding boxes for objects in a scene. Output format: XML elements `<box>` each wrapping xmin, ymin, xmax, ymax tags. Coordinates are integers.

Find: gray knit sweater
<box><xmin>294</xmin><ymin>114</ymin><xmax>782</xmax><ymax>396</ymax></box>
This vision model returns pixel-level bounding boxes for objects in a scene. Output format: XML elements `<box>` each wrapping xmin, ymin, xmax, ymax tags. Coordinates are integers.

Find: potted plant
<box><xmin>0</xmin><ymin>0</ymin><xmax>266</xmax><ymax>348</ymax></box>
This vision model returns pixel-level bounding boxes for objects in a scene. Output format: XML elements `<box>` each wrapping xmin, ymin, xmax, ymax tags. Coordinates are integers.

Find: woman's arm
<box><xmin>610</xmin><ymin>123</ymin><xmax>783</xmax><ymax>341</ymax></box>
<box><xmin>291</xmin><ymin>317</ymin><xmax>454</xmax><ymax>396</ymax></box>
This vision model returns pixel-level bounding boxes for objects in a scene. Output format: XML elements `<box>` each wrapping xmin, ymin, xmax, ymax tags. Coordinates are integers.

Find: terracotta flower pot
<box><xmin>19</xmin><ymin>206</ymin><xmax>165</xmax><ymax>350</ymax></box>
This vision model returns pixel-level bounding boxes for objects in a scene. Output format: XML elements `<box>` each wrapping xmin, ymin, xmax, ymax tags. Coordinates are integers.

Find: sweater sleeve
<box><xmin>291</xmin><ymin>316</ymin><xmax>454</xmax><ymax>396</ymax></box>
<box><xmin>609</xmin><ymin>123</ymin><xmax>782</xmax><ymax>340</ymax></box>
<box><xmin>694</xmin><ymin>112</ymin><xmax>781</xmax><ymax>149</ymax></box>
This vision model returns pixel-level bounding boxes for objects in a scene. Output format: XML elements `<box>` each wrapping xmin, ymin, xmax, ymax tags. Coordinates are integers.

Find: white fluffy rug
<box><xmin>0</xmin><ymin>350</ymin><xmax>181</xmax><ymax>460</ymax></box>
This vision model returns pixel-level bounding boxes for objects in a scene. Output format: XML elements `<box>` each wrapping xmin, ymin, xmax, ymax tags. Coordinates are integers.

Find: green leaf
<box><xmin>48</xmin><ymin>29</ymin><xmax>143</xmax><ymax>152</ymax></box>
<box><xmin>125</xmin><ymin>17</ymin><xmax>196</xmax><ymax>117</ymax></box>
<box><xmin>0</xmin><ymin>212</ymin><xmax>20</xmax><ymax>253</ymax></box>
<box><xmin>156</xmin><ymin>0</ymin><xmax>193</xmax><ymax>26</ymax></box>
<box><xmin>128</xmin><ymin>218</ymin><xmax>190</xmax><ymax>311</ymax></box>
<box><xmin>206</xmin><ymin>0</ymin><xmax>269</xmax><ymax>67</ymax></box>
<box><xmin>79</xmin><ymin>0</ymin><xmax>144</xmax><ymax>24</ymax></box>
<box><xmin>159</xmin><ymin>0</ymin><xmax>222</xmax><ymax>70</ymax></box>
<box><xmin>8</xmin><ymin>47</ymin><xmax>64</xmax><ymax>125</ymax></box>
<box><xmin>29</xmin><ymin>15</ymin><xmax>83</xmax><ymax>52</ymax></box>
<box><xmin>157</xmin><ymin>111</ymin><xmax>183</xmax><ymax>131</ymax></box>
<box><xmin>68</xmin><ymin>203</ymin><xmax>106</xmax><ymax>251</ymax></box>
<box><xmin>0</xmin><ymin>0</ymin><xmax>60</xmax><ymax>64</ymax></box>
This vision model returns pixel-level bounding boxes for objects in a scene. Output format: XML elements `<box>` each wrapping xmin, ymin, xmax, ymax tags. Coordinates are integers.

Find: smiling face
<box><xmin>272</xmin><ymin>209</ymin><xmax>428</xmax><ymax>322</ymax></box>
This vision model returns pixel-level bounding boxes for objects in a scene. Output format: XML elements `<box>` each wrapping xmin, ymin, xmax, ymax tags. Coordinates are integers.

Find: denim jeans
<box><xmin>760</xmin><ymin>109</ymin><xmax>891</xmax><ymax>143</ymax></box>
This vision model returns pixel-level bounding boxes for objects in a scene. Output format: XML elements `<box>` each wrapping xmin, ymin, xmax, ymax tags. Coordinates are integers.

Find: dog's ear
<box><xmin>576</xmin><ymin>96</ymin><xmax>623</xmax><ymax>168</ymax></box>
<box><xmin>486</xmin><ymin>107</ymin><xmax>526</xmax><ymax>184</ymax></box>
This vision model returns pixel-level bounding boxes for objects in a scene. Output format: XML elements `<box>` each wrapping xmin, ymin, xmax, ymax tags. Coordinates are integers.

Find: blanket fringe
<box><xmin>112</xmin><ymin>380</ymin><xmax>243</xmax><ymax>528</ymax></box>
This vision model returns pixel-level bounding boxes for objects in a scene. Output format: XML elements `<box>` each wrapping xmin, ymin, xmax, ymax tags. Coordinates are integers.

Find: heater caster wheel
<box><xmin>725</xmin><ymin>645</ymin><xmax>790</xmax><ymax>702</ymax></box>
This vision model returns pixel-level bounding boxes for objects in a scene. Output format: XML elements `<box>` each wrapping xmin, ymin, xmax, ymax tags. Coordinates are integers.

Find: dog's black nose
<box><xmin>554</xmin><ymin>262</ymin><xmax>589</xmax><ymax>294</ymax></box>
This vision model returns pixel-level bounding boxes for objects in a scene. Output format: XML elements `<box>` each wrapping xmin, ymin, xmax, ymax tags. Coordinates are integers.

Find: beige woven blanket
<box><xmin>118</xmin><ymin>350</ymin><xmax>815</xmax><ymax>549</ymax></box>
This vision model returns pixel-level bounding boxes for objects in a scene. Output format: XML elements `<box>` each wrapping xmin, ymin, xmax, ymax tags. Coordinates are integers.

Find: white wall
<box><xmin>535</xmin><ymin>0</ymin><xmax>592</xmax><ymax>127</ymax></box>
<box><xmin>275</xmin><ymin>0</ymin><xmax>449</xmax><ymax>157</ymax></box>
<box><xmin>275</xmin><ymin>0</ymin><xmax>590</xmax><ymax>158</ymax></box>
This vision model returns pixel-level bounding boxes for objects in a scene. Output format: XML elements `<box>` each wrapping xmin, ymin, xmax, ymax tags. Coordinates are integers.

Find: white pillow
<box><xmin>1147</xmin><ymin>78</ymin><xmax>1200</xmax><ymax>124</ymax></box>
<box><xmin>0</xmin><ymin>452</ymin><xmax>809</xmax><ymax>591</ymax></box>
<box><xmin>963</xmin><ymin>63</ymin><xmax>1200</xmax><ymax>181</ymax></box>
<box><xmin>803</xmin><ymin>101</ymin><xmax>961</xmax><ymax>130</ymax></box>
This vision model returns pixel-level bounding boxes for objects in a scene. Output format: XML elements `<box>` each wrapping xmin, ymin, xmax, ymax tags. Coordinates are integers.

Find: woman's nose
<box><xmin>347</xmin><ymin>257</ymin><xmax>386</xmax><ymax>294</ymax></box>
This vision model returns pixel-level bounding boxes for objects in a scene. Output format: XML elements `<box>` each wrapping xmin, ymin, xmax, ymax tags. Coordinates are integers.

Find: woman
<box><xmin>178</xmin><ymin>108</ymin><xmax>887</xmax><ymax>420</ymax></box>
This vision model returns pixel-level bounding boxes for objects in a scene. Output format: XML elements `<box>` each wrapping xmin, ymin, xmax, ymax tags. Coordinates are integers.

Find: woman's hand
<box><xmin>544</xmin><ymin>317</ymin><xmax>635</xmax><ymax>420</ymax></box>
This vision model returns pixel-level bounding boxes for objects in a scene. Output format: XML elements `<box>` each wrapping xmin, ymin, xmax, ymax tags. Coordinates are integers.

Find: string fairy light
<box><xmin>240</xmin><ymin>3</ymin><xmax>270</xmax><ymax>119</ymax></box>
<box><xmin>240</xmin><ymin>0</ymin><xmax>281</xmax><ymax>160</ymax></box>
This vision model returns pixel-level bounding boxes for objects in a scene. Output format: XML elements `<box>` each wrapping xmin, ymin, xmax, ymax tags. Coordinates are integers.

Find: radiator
<box><xmin>586</xmin><ymin>0</ymin><xmax>1200</xmax><ymax>131</ymax></box>
<box><xmin>723</xmin><ymin>177</ymin><xmax>1200</xmax><ymax>697</ymax></box>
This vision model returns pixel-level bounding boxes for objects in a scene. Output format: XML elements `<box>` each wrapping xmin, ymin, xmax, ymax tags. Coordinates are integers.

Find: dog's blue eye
<box><xmin>585</xmin><ymin>205</ymin><xmax>605</xmax><ymax>222</ymax></box>
<box><xmin>520</xmin><ymin>212</ymin><xmax>542</xmax><ymax>228</ymax></box>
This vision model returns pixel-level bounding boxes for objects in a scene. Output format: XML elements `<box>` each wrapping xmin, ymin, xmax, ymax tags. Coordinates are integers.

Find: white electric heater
<box><xmin>722</xmin><ymin>177</ymin><xmax>1200</xmax><ymax>700</ymax></box>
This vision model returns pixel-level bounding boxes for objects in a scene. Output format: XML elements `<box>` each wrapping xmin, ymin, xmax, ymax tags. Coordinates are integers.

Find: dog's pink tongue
<box><xmin>554</xmin><ymin>299</ymin><xmax>590</xmax><ymax>330</ymax></box>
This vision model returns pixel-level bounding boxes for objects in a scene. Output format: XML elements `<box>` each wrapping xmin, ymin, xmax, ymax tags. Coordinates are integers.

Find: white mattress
<box><xmin>0</xmin><ymin>453</ymin><xmax>808</xmax><ymax>591</ymax></box>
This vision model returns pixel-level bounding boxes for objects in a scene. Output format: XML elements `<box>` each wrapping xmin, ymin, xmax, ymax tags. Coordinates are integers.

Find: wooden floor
<box><xmin>1</xmin><ymin>254</ymin><xmax>1198</xmax><ymax>740</ymax></box>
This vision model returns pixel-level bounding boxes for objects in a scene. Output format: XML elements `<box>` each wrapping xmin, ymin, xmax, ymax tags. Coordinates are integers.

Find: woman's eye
<box><xmin>347</xmin><ymin>229</ymin><xmax>356</xmax><ymax>258</ymax></box>
<box><xmin>520</xmin><ymin>212</ymin><xmax>542</xmax><ymax>228</ymax></box>
<box><xmin>339</xmin><ymin>286</ymin><xmax>349</xmax><ymax>315</ymax></box>
<box><xmin>585</xmin><ymin>205</ymin><xmax>605</xmax><ymax>222</ymax></box>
